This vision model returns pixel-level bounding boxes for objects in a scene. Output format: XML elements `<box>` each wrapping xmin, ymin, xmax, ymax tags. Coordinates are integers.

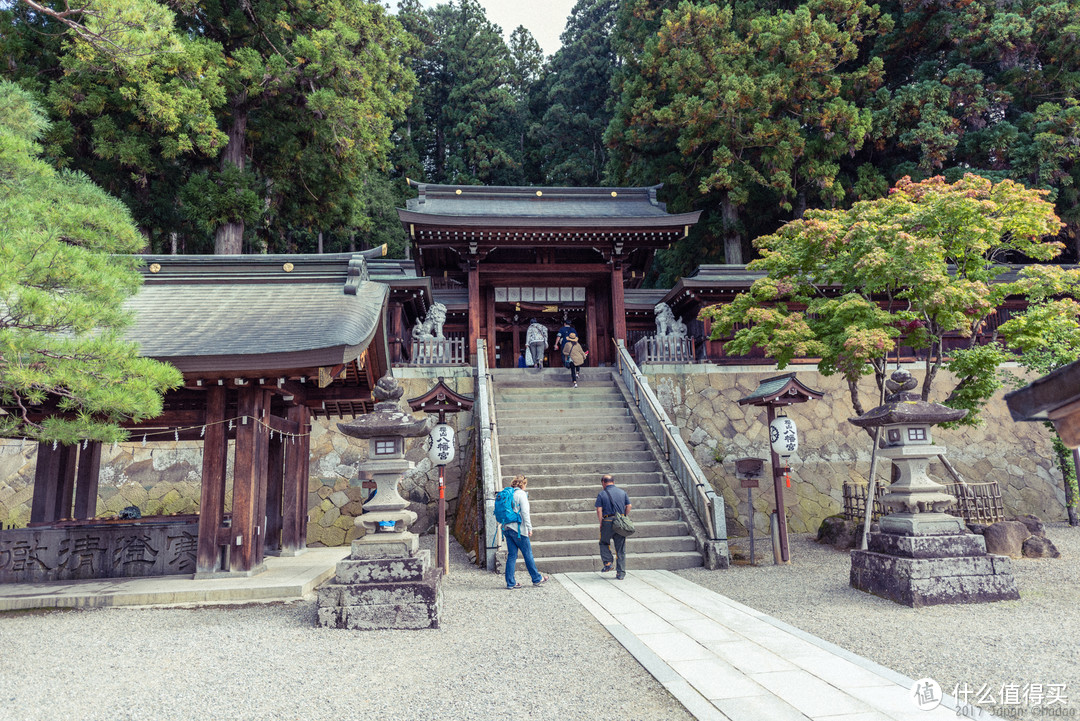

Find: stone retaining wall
<box><xmin>0</xmin><ymin>369</ymin><xmax>475</xmax><ymax>550</ymax></box>
<box><xmin>644</xmin><ymin>364</ymin><xmax>1064</xmax><ymax>538</ymax></box>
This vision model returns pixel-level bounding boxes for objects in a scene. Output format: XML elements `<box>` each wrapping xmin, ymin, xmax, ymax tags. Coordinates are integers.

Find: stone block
<box><xmin>850</xmin><ymin>550</ymin><xmax>1020</xmax><ymax>607</ymax></box>
<box><xmin>329</xmin><ymin>573</ymin><xmax>441</xmax><ymax>607</ymax></box>
<box><xmin>317</xmin><ymin>597</ymin><xmax>441</xmax><ymax>630</ymax></box>
<box><xmin>350</xmin><ymin>535</ymin><xmax>419</xmax><ymax>558</ymax></box>
<box><xmin>867</xmin><ymin>531</ymin><xmax>986</xmax><ymax>559</ymax></box>
<box><xmin>330</xmin><ymin>491</ymin><xmax>350</xmax><ymax>508</ymax></box>
<box><xmin>983</xmin><ymin>521</ymin><xmax>1031</xmax><ymax>558</ymax></box>
<box><xmin>336</xmin><ymin>552</ymin><xmax>430</xmax><ymax>584</ymax></box>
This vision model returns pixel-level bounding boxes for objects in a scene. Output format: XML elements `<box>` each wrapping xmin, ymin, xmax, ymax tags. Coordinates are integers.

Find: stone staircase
<box><xmin>492</xmin><ymin>367</ymin><xmax>703</xmax><ymax>574</ymax></box>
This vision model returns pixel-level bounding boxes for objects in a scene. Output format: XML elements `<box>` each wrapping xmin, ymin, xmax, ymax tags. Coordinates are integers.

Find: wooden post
<box><xmin>73</xmin><ymin>441</ymin><xmax>102</xmax><ymax>520</ymax></box>
<box><xmin>281</xmin><ymin>404</ymin><xmax>311</xmax><ymax>555</ymax></box>
<box><xmin>197</xmin><ymin>385</ymin><xmax>228</xmax><ymax>574</ymax></box>
<box><xmin>252</xmin><ymin>390</ymin><xmax>270</xmax><ymax>567</ymax></box>
<box><xmin>468</xmin><ymin>260</ymin><xmax>480</xmax><ymax>364</ymax></box>
<box><xmin>54</xmin><ymin>443</ymin><xmax>78</xmax><ymax>521</ymax></box>
<box><xmin>610</xmin><ymin>260</ymin><xmax>627</xmax><ymax>343</ymax></box>
<box><xmin>486</xmin><ymin>286</ymin><xmax>496</xmax><ymax>367</ymax></box>
<box><xmin>231</xmin><ymin>386</ymin><xmax>260</xmax><ymax>572</ymax></box>
<box><xmin>438</xmin><ymin>464</ymin><xmax>447</xmax><ymax>574</ymax></box>
<box><xmin>766</xmin><ymin>405</ymin><xmax>790</xmax><ymax>564</ymax></box>
<box><xmin>586</xmin><ymin>288</ymin><xmax>598</xmax><ymax>367</ymax></box>
<box><xmin>30</xmin><ymin>441</ymin><xmax>62</xmax><ymax>524</ymax></box>
<box><xmin>264</xmin><ymin>422</ymin><xmax>285</xmax><ymax>554</ymax></box>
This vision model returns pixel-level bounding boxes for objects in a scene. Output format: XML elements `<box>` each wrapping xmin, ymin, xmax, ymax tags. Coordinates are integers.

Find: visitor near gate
<box><xmin>562</xmin><ymin>332</ymin><xmax>587</xmax><ymax>387</ymax></box>
<box><xmin>501</xmin><ymin>476</ymin><xmax>548</xmax><ymax>589</ymax></box>
<box><xmin>555</xmin><ymin>320</ymin><xmax>576</xmax><ymax>354</ymax></box>
<box><xmin>526</xmin><ymin>319</ymin><xmax>548</xmax><ymax>369</ymax></box>
<box><xmin>517</xmin><ymin>349</ymin><xmax>527</xmax><ymax>368</ymax></box>
<box><xmin>596</xmin><ymin>474</ymin><xmax>631</xmax><ymax>579</ymax></box>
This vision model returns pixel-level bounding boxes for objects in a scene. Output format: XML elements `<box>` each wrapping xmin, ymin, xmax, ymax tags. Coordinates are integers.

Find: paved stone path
<box><xmin>558</xmin><ymin>570</ymin><xmax>997</xmax><ymax>721</ymax></box>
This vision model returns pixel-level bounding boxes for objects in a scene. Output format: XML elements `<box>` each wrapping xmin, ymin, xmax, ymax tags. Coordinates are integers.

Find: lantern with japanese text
<box><xmin>428</xmin><ymin>422</ymin><xmax>456</xmax><ymax>466</ymax></box>
<box><xmin>770</xmin><ymin>415</ymin><xmax>798</xmax><ymax>457</ymax></box>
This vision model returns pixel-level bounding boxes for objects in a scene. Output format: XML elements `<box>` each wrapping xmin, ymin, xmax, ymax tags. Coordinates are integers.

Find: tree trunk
<box><xmin>170</xmin><ymin>231</ymin><xmax>178</xmax><ymax>255</ymax></box>
<box><xmin>720</xmin><ymin>193</ymin><xmax>743</xmax><ymax>265</ymax></box>
<box><xmin>317</xmin><ymin>231</ymin><xmax>324</xmax><ymax>254</ymax></box>
<box><xmin>215</xmin><ymin>93</ymin><xmax>249</xmax><ymax>255</ymax></box>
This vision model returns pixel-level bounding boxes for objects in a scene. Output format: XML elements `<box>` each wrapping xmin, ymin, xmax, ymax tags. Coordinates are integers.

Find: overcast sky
<box><xmin>412</xmin><ymin>0</ymin><xmax>578</xmax><ymax>57</ymax></box>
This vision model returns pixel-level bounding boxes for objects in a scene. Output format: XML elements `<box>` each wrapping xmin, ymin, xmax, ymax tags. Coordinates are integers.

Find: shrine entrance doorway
<box><xmin>493</xmin><ymin>286</ymin><xmax>593</xmax><ymax>369</ymax></box>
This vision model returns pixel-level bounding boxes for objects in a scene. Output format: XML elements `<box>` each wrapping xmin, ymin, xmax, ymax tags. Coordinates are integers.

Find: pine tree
<box><xmin>0</xmin><ymin>81</ymin><xmax>182</xmax><ymax>443</ymax></box>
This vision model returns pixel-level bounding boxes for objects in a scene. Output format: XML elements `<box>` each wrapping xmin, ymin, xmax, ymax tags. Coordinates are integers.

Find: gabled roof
<box><xmin>399</xmin><ymin>182</ymin><xmax>701</xmax><ymax>230</ymax></box>
<box><xmin>126</xmin><ymin>253</ymin><xmax>387</xmax><ymax>373</ymax></box>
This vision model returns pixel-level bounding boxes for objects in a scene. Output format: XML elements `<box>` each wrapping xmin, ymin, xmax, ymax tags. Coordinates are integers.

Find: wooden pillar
<box><xmin>611</xmin><ymin>260</ymin><xmax>627</xmax><ymax>343</ymax></box>
<box><xmin>486</xmin><ymin>286</ymin><xmax>496</xmax><ymax>367</ymax></box>
<box><xmin>766</xmin><ymin>405</ymin><xmax>791</xmax><ymax>564</ymax></box>
<box><xmin>231</xmin><ymin>386</ymin><xmax>262</xmax><ymax>572</ymax></box>
<box><xmin>73</xmin><ymin>441</ymin><xmax>102</xmax><ymax>520</ymax></box>
<box><xmin>468</xmin><ymin>260</ymin><xmax>480</xmax><ymax>362</ymax></box>
<box><xmin>30</xmin><ymin>442</ymin><xmax>62</xmax><ymax>524</ymax></box>
<box><xmin>264</xmin><ymin>424</ymin><xmax>285</xmax><ymax>554</ymax></box>
<box><xmin>586</xmin><ymin>288</ymin><xmax>599</xmax><ymax>367</ymax></box>
<box><xmin>281</xmin><ymin>404</ymin><xmax>311</xmax><ymax>555</ymax></box>
<box><xmin>511</xmin><ymin>323</ymin><xmax>521</xmax><ymax>366</ymax></box>
<box><xmin>54</xmin><ymin>443</ymin><xmax>77</xmax><ymax>521</ymax></box>
<box><xmin>197</xmin><ymin>385</ymin><xmax>228</xmax><ymax>574</ymax></box>
<box><xmin>253</xmin><ymin>390</ymin><xmax>271</xmax><ymax>567</ymax></box>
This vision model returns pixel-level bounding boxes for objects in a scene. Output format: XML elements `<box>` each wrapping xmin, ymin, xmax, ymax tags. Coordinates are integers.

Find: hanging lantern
<box><xmin>428</xmin><ymin>422</ymin><xmax>455</xmax><ymax>466</ymax></box>
<box><xmin>770</xmin><ymin>415</ymin><xmax>798</xmax><ymax>457</ymax></box>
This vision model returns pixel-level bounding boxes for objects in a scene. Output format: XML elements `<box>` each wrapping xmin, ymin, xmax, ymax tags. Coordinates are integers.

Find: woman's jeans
<box><xmin>504</xmin><ymin>527</ymin><xmax>543</xmax><ymax>587</ymax></box>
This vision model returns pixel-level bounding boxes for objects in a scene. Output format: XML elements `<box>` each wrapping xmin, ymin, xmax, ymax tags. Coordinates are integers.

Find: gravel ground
<box><xmin>680</xmin><ymin>522</ymin><xmax>1080</xmax><ymax>720</ymax></box>
<box><xmin>0</xmin><ymin>536</ymin><xmax>693</xmax><ymax>721</ymax></box>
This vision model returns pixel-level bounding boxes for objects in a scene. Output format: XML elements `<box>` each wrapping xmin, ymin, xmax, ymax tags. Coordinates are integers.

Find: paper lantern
<box><xmin>770</xmin><ymin>416</ymin><xmax>798</xmax><ymax>457</ymax></box>
<box><xmin>428</xmin><ymin>422</ymin><xmax>455</xmax><ymax>466</ymax></box>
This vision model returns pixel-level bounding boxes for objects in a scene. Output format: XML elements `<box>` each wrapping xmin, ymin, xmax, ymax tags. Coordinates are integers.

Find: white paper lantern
<box><xmin>428</xmin><ymin>422</ymin><xmax>455</xmax><ymax>466</ymax></box>
<box><xmin>770</xmin><ymin>416</ymin><xmax>798</xmax><ymax>457</ymax></box>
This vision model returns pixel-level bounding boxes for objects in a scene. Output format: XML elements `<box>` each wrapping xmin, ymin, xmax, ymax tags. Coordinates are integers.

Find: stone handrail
<box><xmin>614</xmin><ymin>340</ymin><xmax>729</xmax><ymax>561</ymax></box>
<box><xmin>633</xmin><ymin>335</ymin><xmax>695</xmax><ymax>365</ymax></box>
<box><xmin>475</xmin><ymin>339</ymin><xmax>503</xmax><ymax>571</ymax></box>
<box><xmin>411</xmin><ymin>337</ymin><xmax>467</xmax><ymax>365</ymax></box>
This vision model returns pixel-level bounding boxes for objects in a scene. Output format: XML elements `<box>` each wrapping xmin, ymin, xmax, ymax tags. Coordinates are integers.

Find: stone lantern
<box><xmin>848</xmin><ymin>370</ymin><xmax>1019</xmax><ymax>607</ymax></box>
<box><xmin>317</xmin><ymin>375</ymin><xmax>442</xmax><ymax>629</ymax></box>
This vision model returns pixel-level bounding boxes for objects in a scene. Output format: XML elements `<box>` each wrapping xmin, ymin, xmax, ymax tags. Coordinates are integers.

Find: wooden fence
<box><xmin>842</xmin><ymin>480</ymin><xmax>1005</xmax><ymax>525</ymax></box>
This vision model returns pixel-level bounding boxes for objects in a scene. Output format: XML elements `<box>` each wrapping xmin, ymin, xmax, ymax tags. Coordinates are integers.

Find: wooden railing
<box><xmin>410</xmin><ymin>337</ymin><xmax>467</xmax><ymax>366</ymax></box>
<box><xmin>614</xmin><ymin>340</ymin><xmax>729</xmax><ymax>563</ymax></box>
<box><xmin>634</xmin><ymin>335</ymin><xmax>696</xmax><ymax>364</ymax></box>
<box><xmin>475</xmin><ymin>339</ymin><xmax>504</xmax><ymax>572</ymax></box>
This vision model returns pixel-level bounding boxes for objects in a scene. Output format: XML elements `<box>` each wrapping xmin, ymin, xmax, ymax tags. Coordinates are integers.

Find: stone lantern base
<box><xmin>850</xmin><ymin>524</ymin><xmax>1019</xmax><ymax>608</ymax></box>
<box><xmin>316</xmin><ymin>539</ymin><xmax>442</xmax><ymax>630</ymax></box>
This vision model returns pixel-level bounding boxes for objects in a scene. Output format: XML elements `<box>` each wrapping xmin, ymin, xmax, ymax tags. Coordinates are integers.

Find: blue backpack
<box><xmin>494</xmin><ymin>486</ymin><xmax>521</xmax><ymax>525</ymax></box>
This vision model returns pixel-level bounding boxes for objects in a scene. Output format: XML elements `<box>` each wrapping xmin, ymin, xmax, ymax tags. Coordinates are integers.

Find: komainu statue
<box><xmin>653</xmin><ymin>302</ymin><xmax>687</xmax><ymax>338</ymax></box>
<box><xmin>412</xmin><ymin>302</ymin><xmax>448</xmax><ymax>340</ymax></box>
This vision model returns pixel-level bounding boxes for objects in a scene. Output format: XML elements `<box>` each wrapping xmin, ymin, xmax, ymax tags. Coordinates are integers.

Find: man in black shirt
<box><xmin>595</xmin><ymin>474</ymin><xmax>631</xmax><ymax>579</ymax></box>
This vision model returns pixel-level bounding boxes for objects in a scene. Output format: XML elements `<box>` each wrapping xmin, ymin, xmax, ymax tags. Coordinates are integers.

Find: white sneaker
<box><xmin>573</xmin><ymin>382</ymin><xmax>578</xmax><ymax>387</ymax></box>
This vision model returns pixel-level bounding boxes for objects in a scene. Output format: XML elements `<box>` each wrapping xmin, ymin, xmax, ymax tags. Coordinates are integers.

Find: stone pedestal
<box><xmin>317</xmin><ymin>543</ymin><xmax>442</xmax><ymax>630</ymax></box>
<box><xmin>850</xmin><ymin>531</ymin><xmax>1019</xmax><ymax>608</ymax></box>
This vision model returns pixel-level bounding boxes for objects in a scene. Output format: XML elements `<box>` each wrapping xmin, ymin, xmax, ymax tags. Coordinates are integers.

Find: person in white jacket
<box><xmin>503</xmin><ymin>475</ymin><xmax>549</xmax><ymax>588</ymax></box>
<box><xmin>525</xmin><ymin>319</ymin><xmax>548</xmax><ymax>369</ymax></box>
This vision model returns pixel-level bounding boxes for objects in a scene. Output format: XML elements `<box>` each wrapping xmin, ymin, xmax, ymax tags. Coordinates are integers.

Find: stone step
<box><xmin>529</xmin><ymin>535</ymin><xmax>699</xmax><ymax>558</ymax></box>
<box><xmin>497</xmin><ymin>421</ymin><xmax>639</xmax><ymax>436</ymax></box>
<box><xmin>501</xmin><ymin>460</ymin><xmax>661</xmax><ymax>477</ymax></box>
<box><xmin>524</xmin><ymin>482</ymin><xmax>670</xmax><ymax>501</ymax></box>
<box><xmin>519</xmin><ymin>551</ymin><xmax>704</xmax><ymax>574</ymax></box>
<box><xmin>499</xmin><ymin>440</ymin><xmax>649</xmax><ymax>456</ymax></box>
<box><xmin>531</xmin><ymin>507</ymin><xmax>683</xmax><ymax>526</ymax></box>
<box><xmin>535</xmin><ymin>521</ymin><xmax>691</xmax><ymax>542</ymax></box>
<box><xmin>496</xmin><ymin>403</ymin><xmax>629</xmax><ymax>417</ymax></box>
<box><xmin>499</xmin><ymin>450</ymin><xmax>656</xmax><ymax>465</ymax></box>
<box><xmin>501</xmin><ymin>471</ymin><xmax>664</xmax><ymax>488</ymax></box>
<box><xmin>528</xmin><ymin>495</ymin><xmax>675</xmax><ymax>514</ymax></box>
<box><xmin>497</xmin><ymin>432</ymin><xmax>645</xmax><ymax>448</ymax></box>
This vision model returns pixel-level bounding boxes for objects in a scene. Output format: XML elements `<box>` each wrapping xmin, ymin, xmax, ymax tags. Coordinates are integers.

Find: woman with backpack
<box><xmin>561</xmin><ymin>332</ymin><xmax>587</xmax><ymax>387</ymax></box>
<box><xmin>498</xmin><ymin>475</ymin><xmax>548</xmax><ymax>589</ymax></box>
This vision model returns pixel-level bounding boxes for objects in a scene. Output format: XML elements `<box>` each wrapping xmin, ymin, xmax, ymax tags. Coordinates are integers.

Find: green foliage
<box><xmin>703</xmin><ymin>174</ymin><xmax>1068</xmax><ymax>421</ymax></box>
<box><xmin>531</xmin><ymin>0</ymin><xmax>620</xmax><ymax>186</ymax></box>
<box><xmin>0</xmin><ymin>81</ymin><xmax>182</xmax><ymax>443</ymax></box>
<box><xmin>607</xmin><ymin>0</ymin><xmax>890</xmax><ymax>269</ymax></box>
